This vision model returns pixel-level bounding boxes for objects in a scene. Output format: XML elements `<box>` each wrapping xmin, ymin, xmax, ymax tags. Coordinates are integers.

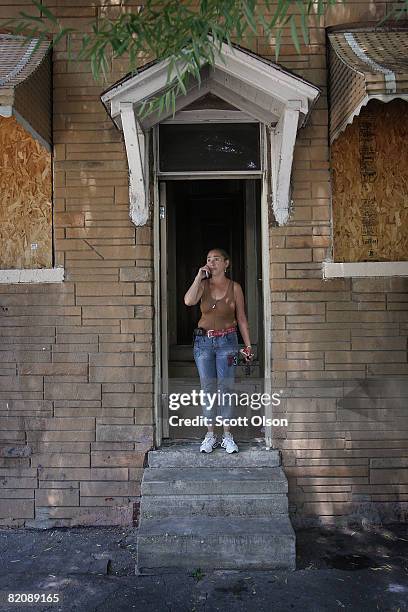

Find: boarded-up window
<box><xmin>0</xmin><ymin>116</ymin><xmax>52</xmax><ymax>269</ymax></box>
<box><xmin>331</xmin><ymin>99</ymin><xmax>408</xmax><ymax>262</ymax></box>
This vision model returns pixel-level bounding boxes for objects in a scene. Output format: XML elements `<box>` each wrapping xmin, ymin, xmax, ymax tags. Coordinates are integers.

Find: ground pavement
<box><xmin>0</xmin><ymin>523</ymin><xmax>407</xmax><ymax>611</ymax></box>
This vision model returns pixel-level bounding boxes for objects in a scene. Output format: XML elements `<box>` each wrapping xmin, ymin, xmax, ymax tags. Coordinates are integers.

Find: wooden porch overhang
<box><xmin>328</xmin><ymin>29</ymin><xmax>408</xmax><ymax>143</ymax></box>
<box><xmin>0</xmin><ymin>34</ymin><xmax>51</xmax><ymax>149</ymax></box>
<box><xmin>101</xmin><ymin>42</ymin><xmax>320</xmax><ymax>226</ymax></box>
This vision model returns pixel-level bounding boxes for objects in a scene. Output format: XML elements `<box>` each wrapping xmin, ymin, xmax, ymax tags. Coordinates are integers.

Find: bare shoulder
<box><xmin>232</xmin><ymin>281</ymin><xmax>244</xmax><ymax>296</ymax></box>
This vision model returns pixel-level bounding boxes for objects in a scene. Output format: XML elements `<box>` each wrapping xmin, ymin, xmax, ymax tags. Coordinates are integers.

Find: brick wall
<box><xmin>267</xmin><ymin>1</ymin><xmax>408</xmax><ymax>525</ymax></box>
<box><xmin>0</xmin><ymin>0</ymin><xmax>152</xmax><ymax>527</ymax></box>
<box><xmin>0</xmin><ymin>0</ymin><xmax>407</xmax><ymax>527</ymax></box>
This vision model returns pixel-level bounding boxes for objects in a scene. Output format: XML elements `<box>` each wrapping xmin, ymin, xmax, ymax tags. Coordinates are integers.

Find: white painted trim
<box><xmin>0</xmin><ymin>268</ymin><xmax>64</xmax><ymax>283</ymax></box>
<box><xmin>210</xmin><ymin>80</ymin><xmax>279</xmax><ymax>125</ymax></box>
<box><xmin>157</xmin><ymin>171</ymin><xmax>263</xmax><ymax>179</ymax></box>
<box><xmin>215</xmin><ymin>46</ymin><xmax>307</xmax><ymax>111</ymax></box>
<box><xmin>141</xmin><ymin>79</ymin><xmax>212</xmax><ymax>129</ymax></box>
<box><xmin>153</xmin><ymin>128</ymin><xmax>162</xmax><ymax>448</ymax></box>
<box><xmin>261</xmin><ymin>126</ymin><xmax>273</xmax><ymax>449</ymax></box>
<box><xmin>271</xmin><ymin>107</ymin><xmax>299</xmax><ymax>225</ymax></box>
<box><xmin>120</xmin><ymin>102</ymin><xmax>149</xmax><ymax>226</ymax></box>
<box><xmin>161</xmin><ymin>109</ymin><xmax>257</xmax><ymax>124</ymax></box>
<box><xmin>0</xmin><ymin>105</ymin><xmax>12</xmax><ymax>117</ymax></box>
<box><xmin>331</xmin><ymin>93</ymin><xmax>408</xmax><ymax>143</ymax></box>
<box><xmin>323</xmin><ymin>261</ymin><xmax>408</xmax><ymax>278</ymax></box>
<box><xmin>159</xmin><ymin>181</ymin><xmax>169</xmax><ymax>439</ymax></box>
<box><xmin>102</xmin><ymin>40</ymin><xmax>319</xmax><ymax>126</ymax></box>
<box><xmin>211</xmin><ymin>68</ymin><xmax>284</xmax><ymax>120</ymax></box>
<box><xmin>344</xmin><ymin>32</ymin><xmax>397</xmax><ymax>94</ymax></box>
<box><xmin>218</xmin><ymin>42</ymin><xmax>319</xmax><ymax>99</ymax></box>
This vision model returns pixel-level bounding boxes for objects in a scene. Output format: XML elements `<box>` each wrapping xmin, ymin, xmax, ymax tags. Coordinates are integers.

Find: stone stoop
<box><xmin>136</xmin><ymin>442</ymin><xmax>296</xmax><ymax>573</ymax></box>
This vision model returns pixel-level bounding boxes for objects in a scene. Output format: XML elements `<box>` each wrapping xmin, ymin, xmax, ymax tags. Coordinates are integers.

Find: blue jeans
<box><xmin>193</xmin><ymin>332</ymin><xmax>238</xmax><ymax>425</ymax></box>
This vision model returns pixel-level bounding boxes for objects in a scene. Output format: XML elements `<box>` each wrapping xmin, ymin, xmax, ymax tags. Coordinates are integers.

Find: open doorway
<box><xmin>161</xmin><ymin>179</ymin><xmax>265</xmax><ymax>441</ymax></box>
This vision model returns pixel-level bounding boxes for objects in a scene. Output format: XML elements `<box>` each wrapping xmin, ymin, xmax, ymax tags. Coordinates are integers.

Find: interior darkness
<box><xmin>173</xmin><ymin>180</ymin><xmax>245</xmax><ymax>344</ymax></box>
<box><xmin>165</xmin><ymin>179</ymin><xmax>263</xmax><ymax>441</ymax></box>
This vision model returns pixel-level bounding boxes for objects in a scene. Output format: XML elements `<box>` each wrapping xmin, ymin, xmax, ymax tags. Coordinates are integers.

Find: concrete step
<box><xmin>141</xmin><ymin>466</ymin><xmax>288</xmax><ymax>496</ymax></box>
<box><xmin>137</xmin><ymin>515</ymin><xmax>296</xmax><ymax>571</ymax></box>
<box><xmin>140</xmin><ymin>493</ymin><xmax>288</xmax><ymax>519</ymax></box>
<box><xmin>148</xmin><ymin>443</ymin><xmax>280</xmax><ymax>468</ymax></box>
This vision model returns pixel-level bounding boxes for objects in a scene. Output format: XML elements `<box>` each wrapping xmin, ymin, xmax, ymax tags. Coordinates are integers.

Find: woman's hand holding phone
<box><xmin>197</xmin><ymin>265</ymin><xmax>211</xmax><ymax>280</ymax></box>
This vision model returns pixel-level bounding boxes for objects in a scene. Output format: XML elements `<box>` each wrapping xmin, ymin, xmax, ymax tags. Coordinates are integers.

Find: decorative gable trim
<box><xmin>101</xmin><ymin>42</ymin><xmax>320</xmax><ymax>227</ymax></box>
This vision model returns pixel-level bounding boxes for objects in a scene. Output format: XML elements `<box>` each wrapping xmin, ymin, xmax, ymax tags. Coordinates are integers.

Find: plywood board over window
<box><xmin>331</xmin><ymin>99</ymin><xmax>408</xmax><ymax>262</ymax></box>
<box><xmin>0</xmin><ymin>116</ymin><xmax>52</xmax><ymax>269</ymax></box>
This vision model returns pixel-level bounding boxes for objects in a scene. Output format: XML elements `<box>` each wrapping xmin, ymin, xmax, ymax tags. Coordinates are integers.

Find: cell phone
<box><xmin>205</xmin><ymin>270</ymin><xmax>211</xmax><ymax>279</ymax></box>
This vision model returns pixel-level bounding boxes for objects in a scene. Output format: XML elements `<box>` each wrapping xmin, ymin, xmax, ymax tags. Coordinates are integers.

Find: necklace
<box><xmin>210</xmin><ymin>281</ymin><xmax>229</xmax><ymax>309</ymax></box>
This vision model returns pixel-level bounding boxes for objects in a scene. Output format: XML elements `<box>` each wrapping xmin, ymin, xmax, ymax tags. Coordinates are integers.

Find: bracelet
<box><xmin>241</xmin><ymin>346</ymin><xmax>254</xmax><ymax>358</ymax></box>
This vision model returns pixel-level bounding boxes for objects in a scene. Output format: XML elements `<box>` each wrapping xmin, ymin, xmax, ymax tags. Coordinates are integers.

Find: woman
<box><xmin>184</xmin><ymin>248</ymin><xmax>254</xmax><ymax>454</ymax></box>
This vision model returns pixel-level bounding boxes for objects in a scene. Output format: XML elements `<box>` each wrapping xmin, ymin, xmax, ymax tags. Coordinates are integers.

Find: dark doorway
<box><xmin>163</xmin><ymin>179</ymin><xmax>264</xmax><ymax>441</ymax></box>
<box><xmin>172</xmin><ymin>180</ymin><xmax>245</xmax><ymax>345</ymax></box>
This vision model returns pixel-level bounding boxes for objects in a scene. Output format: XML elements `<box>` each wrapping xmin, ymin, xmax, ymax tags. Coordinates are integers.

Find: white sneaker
<box><xmin>221</xmin><ymin>432</ymin><xmax>238</xmax><ymax>454</ymax></box>
<box><xmin>200</xmin><ymin>432</ymin><xmax>218</xmax><ymax>453</ymax></box>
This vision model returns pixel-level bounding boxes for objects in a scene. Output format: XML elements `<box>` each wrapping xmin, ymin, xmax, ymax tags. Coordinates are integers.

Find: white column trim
<box><xmin>271</xmin><ymin>107</ymin><xmax>299</xmax><ymax>225</ymax></box>
<box><xmin>120</xmin><ymin>102</ymin><xmax>149</xmax><ymax>226</ymax></box>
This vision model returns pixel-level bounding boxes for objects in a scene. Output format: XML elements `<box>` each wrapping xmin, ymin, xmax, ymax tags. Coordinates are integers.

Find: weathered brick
<box><xmin>35</xmin><ymin>488</ymin><xmax>79</xmax><ymax>506</ymax></box>
<box><xmin>0</xmin><ymin>500</ymin><xmax>34</xmax><ymax>519</ymax></box>
<box><xmin>96</xmin><ymin>425</ymin><xmax>135</xmax><ymax>442</ymax></box>
<box><xmin>25</xmin><ymin>417</ymin><xmax>95</xmax><ymax>431</ymax></box>
<box><xmin>82</xmin><ymin>306</ymin><xmax>134</xmax><ymax>319</ymax></box>
<box><xmin>44</xmin><ymin>383</ymin><xmax>101</xmax><ymax>400</ymax></box>
<box><xmin>91</xmin><ymin>451</ymin><xmax>146</xmax><ymax>467</ymax></box>
<box><xmin>0</xmin><ymin>477</ymin><xmax>37</xmax><ymax>488</ymax></box>
<box><xmin>75</xmin><ymin>283</ymin><xmax>134</xmax><ymax>296</ymax></box>
<box><xmin>80</xmin><ymin>481</ymin><xmax>140</xmax><ymax>496</ymax></box>
<box><xmin>270</xmin><ymin>248</ymin><xmax>312</xmax><ymax>263</ymax></box>
<box><xmin>371</xmin><ymin>469</ymin><xmax>408</xmax><ymax>485</ymax></box>
<box><xmin>55</xmin><ymin>213</ymin><xmax>85</xmax><ymax>227</ymax></box>
<box><xmin>89</xmin><ymin>353</ymin><xmax>134</xmax><ymax>367</ymax></box>
<box><xmin>326</xmin><ymin>351</ymin><xmax>407</xmax><ymax>364</ymax></box>
<box><xmin>94</xmin><ymin>245</ymin><xmax>152</xmax><ymax>260</ymax></box>
<box><xmin>0</xmin><ymin>489</ymin><xmax>35</xmax><ymax>498</ymax></box>
<box><xmin>272</xmin><ymin>302</ymin><xmax>325</xmax><ymax>315</ymax></box>
<box><xmin>90</xmin><ymin>367</ymin><xmax>152</xmax><ymax>383</ymax></box>
<box><xmin>80</xmin><ymin>496</ymin><xmax>138</xmax><ymax>506</ymax></box>
<box><xmin>119</xmin><ymin>267</ymin><xmax>153</xmax><ymax>282</ymax></box>
<box><xmin>38</xmin><ymin>467</ymin><xmax>129</xmax><ymax>481</ymax></box>
<box><xmin>31</xmin><ymin>454</ymin><xmax>90</xmax><ymax>468</ymax></box>
<box><xmin>352</xmin><ymin>337</ymin><xmax>407</xmax><ymax>350</ymax></box>
<box><xmin>273</xmin><ymin>359</ymin><xmax>324</xmax><ymax>371</ymax></box>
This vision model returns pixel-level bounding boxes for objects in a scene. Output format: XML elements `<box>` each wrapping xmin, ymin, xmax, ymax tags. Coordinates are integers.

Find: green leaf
<box><xmin>275</xmin><ymin>27</ymin><xmax>282</xmax><ymax>61</ymax></box>
<box><xmin>290</xmin><ymin>15</ymin><xmax>301</xmax><ymax>53</ymax></box>
<box><xmin>300</xmin><ymin>12</ymin><xmax>309</xmax><ymax>46</ymax></box>
<box><xmin>33</xmin><ymin>0</ymin><xmax>57</xmax><ymax>24</ymax></box>
<box><xmin>242</xmin><ymin>1</ymin><xmax>258</xmax><ymax>34</ymax></box>
<box><xmin>2</xmin><ymin>0</ymin><xmax>364</xmax><ymax>95</ymax></box>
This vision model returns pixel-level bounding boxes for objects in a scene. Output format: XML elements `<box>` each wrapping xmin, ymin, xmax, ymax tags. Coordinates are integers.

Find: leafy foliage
<box><xmin>3</xmin><ymin>0</ymin><xmax>408</xmax><ymax>117</ymax></box>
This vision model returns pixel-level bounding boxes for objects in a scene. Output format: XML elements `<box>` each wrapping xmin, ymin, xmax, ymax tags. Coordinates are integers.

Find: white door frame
<box><xmin>153</xmin><ymin>125</ymin><xmax>273</xmax><ymax>449</ymax></box>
